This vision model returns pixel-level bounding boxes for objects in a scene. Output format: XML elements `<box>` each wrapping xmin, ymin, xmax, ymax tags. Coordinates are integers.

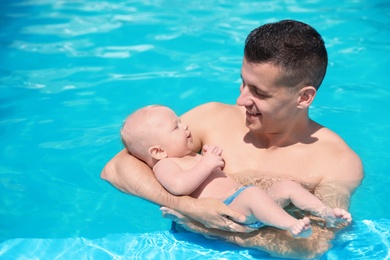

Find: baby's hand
<box><xmin>202</xmin><ymin>145</ymin><xmax>223</xmax><ymax>156</ymax></box>
<box><xmin>202</xmin><ymin>145</ymin><xmax>224</xmax><ymax>170</ymax></box>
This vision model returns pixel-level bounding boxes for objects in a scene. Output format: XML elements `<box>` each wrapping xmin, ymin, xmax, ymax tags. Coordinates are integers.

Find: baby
<box><xmin>121</xmin><ymin>105</ymin><xmax>352</xmax><ymax>237</ymax></box>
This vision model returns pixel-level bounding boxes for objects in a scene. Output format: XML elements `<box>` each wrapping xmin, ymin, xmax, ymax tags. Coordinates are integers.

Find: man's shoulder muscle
<box><xmin>183</xmin><ymin>102</ymin><xmax>237</xmax><ymax>118</ymax></box>
<box><xmin>181</xmin><ymin>102</ymin><xmax>240</xmax><ymax>149</ymax></box>
<box><xmin>315</xmin><ymin>127</ymin><xmax>363</xmax><ymax>187</ymax></box>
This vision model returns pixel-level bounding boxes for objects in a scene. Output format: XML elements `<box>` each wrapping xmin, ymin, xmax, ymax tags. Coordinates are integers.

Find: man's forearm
<box><xmin>101</xmin><ymin>149</ymin><xmax>183</xmax><ymax>209</ymax></box>
<box><xmin>231</xmin><ymin>225</ymin><xmax>333</xmax><ymax>259</ymax></box>
<box><xmin>101</xmin><ymin>150</ymin><xmax>234</xmax><ymax>227</ymax></box>
<box><xmin>314</xmin><ymin>182</ymin><xmax>351</xmax><ymax>210</ymax></box>
<box><xmin>177</xmin><ymin>219</ymin><xmax>332</xmax><ymax>259</ymax></box>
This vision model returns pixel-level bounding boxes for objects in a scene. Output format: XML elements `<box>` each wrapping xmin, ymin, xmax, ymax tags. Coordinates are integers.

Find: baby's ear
<box><xmin>149</xmin><ymin>146</ymin><xmax>167</xmax><ymax>160</ymax></box>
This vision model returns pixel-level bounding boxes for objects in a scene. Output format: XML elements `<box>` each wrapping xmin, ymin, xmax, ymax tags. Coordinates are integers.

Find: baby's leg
<box><xmin>228</xmin><ymin>186</ymin><xmax>312</xmax><ymax>238</ymax></box>
<box><xmin>290</xmin><ymin>217</ymin><xmax>312</xmax><ymax>238</ymax></box>
<box><xmin>268</xmin><ymin>180</ymin><xmax>352</xmax><ymax>224</ymax></box>
<box><xmin>268</xmin><ymin>180</ymin><xmax>325</xmax><ymax>211</ymax></box>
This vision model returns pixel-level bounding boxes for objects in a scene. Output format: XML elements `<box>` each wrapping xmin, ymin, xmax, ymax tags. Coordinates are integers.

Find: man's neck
<box><xmin>250</xmin><ymin>118</ymin><xmax>317</xmax><ymax>149</ymax></box>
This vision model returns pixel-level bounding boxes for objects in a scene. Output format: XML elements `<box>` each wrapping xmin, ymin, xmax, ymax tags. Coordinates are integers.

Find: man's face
<box><xmin>236</xmin><ymin>59</ymin><xmax>300</xmax><ymax>135</ymax></box>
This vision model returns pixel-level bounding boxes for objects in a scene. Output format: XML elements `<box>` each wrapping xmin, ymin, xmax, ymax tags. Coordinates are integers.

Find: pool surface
<box><xmin>1</xmin><ymin>0</ymin><xmax>390</xmax><ymax>259</ymax></box>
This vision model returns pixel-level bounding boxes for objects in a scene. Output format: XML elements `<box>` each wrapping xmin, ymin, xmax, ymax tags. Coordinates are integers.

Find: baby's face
<box><xmin>149</xmin><ymin>106</ymin><xmax>194</xmax><ymax>157</ymax></box>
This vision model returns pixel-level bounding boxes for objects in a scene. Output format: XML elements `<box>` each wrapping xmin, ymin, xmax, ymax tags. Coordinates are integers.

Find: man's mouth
<box><xmin>246</xmin><ymin>110</ymin><xmax>261</xmax><ymax>117</ymax></box>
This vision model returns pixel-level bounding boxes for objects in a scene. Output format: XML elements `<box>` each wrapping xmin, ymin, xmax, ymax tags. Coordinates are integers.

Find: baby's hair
<box><xmin>120</xmin><ymin>104</ymin><xmax>164</xmax><ymax>167</ymax></box>
<box><xmin>120</xmin><ymin>105</ymin><xmax>161</xmax><ymax>147</ymax></box>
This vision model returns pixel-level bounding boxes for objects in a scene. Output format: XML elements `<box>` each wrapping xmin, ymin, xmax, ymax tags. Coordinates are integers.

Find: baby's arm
<box><xmin>153</xmin><ymin>149</ymin><xmax>224</xmax><ymax>196</ymax></box>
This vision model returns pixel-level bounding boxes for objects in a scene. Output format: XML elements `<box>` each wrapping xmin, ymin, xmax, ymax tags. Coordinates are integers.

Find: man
<box><xmin>101</xmin><ymin>20</ymin><xmax>363</xmax><ymax>259</ymax></box>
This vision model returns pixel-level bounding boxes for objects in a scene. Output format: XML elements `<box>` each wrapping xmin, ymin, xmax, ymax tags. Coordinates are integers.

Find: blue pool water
<box><xmin>1</xmin><ymin>0</ymin><xmax>389</xmax><ymax>259</ymax></box>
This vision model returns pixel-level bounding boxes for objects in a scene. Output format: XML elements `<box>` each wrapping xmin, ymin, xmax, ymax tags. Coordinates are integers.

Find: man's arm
<box><xmin>101</xmin><ymin>148</ymin><xmax>248</xmax><ymax>231</ymax></box>
<box><xmin>315</xmin><ymin>147</ymin><xmax>363</xmax><ymax>210</ymax></box>
<box><xmin>162</xmin><ymin>207</ymin><xmax>333</xmax><ymax>259</ymax></box>
<box><xmin>101</xmin><ymin>149</ymin><xmax>180</xmax><ymax>207</ymax></box>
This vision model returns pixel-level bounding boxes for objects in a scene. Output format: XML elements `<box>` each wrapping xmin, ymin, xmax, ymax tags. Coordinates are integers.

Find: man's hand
<box><xmin>162</xmin><ymin>197</ymin><xmax>255</xmax><ymax>233</ymax></box>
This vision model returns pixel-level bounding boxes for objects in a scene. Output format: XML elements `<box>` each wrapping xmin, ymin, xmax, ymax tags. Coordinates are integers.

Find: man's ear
<box><xmin>149</xmin><ymin>146</ymin><xmax>167</xmax><ymax>160</ymax></box>
<box><xmin>297</xmin><ymin>86</ymin><xmax>316</xmax><ymax>109</ymax></box>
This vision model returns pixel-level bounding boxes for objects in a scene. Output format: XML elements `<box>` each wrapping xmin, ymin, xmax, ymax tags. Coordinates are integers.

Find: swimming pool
<box><xmin>1</xmin><ymin>0</ymin><xmax>389</xmax><ymax>259</ymax></box>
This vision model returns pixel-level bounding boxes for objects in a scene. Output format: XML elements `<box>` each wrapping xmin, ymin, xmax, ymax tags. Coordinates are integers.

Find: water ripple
<box><xmin>1</xmin><ymin>222</ymin><xmax>390</xmax><ymax>259</ymax></box>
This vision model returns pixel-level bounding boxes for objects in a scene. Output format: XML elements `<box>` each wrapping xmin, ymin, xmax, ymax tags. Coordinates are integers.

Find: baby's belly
<box><xmin>190</xmin><ymin>171</ymin><xmax>243</xmax><ymax>201</ymax></box>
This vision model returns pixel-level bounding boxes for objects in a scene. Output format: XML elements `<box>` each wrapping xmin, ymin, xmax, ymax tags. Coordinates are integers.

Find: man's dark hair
<box><xmin>244</xmin><ymin>20</ymin><xmax>328</xmax><ymax>90</ymax></box>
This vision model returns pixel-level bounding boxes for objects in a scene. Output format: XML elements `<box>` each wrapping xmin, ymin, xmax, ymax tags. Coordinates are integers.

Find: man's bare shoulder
<box><xmin>314</xmin><ymin>125</ymin><xmax>363</xmax><ymax>186</ymax></box>
<box><xmin>182</xmin><ymin>102</ymin><xmax>238</xmax><ymax>118</ymax></box>
<box><xmin>315</xmin><ymin>126</ymin><xmax>357</xmax><ymax>156</ymax></box>
<box><xmin>180</xmin><ymin>102</ymin><xmax>242</xmax><ymax>150</ymax></box>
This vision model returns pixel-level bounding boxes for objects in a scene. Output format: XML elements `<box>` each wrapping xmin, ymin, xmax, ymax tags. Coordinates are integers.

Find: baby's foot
<box><xmin>318</xmin><ymin>207</ymin><xmax>352</xmax><ymax>227</ymax></box>
<box><xmin>333</xmin><ymin>208</ymin><xmax>352</xmax><ymax>222</ymax></box>
<box><xmin>290</xmin><ymin>217</ymin><xmax>312</xmax><ymax>238</ymax></box>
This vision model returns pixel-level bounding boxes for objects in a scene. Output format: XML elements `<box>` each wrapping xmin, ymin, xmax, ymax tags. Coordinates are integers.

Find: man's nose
<box><xmin>236</xmin><ymin>84</ymin><xmax>251</xmax><ymax>106</ymax></box>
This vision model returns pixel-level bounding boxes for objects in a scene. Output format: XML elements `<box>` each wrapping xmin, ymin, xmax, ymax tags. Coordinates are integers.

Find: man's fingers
<box><xmin>219</xmin><ymin>209</ymin><xmax>257</xmax><ymax>233</ymax></box>
<box><xmin>162</xmin><ymin>200</ymin><xmax>257</xmax><ymax>234</ymax></box>
<box><xmin>226</xmin><ymin>222</ymin><xmax>255</xmax><ymax>233</ymax></box>
<box><xmin>161</xmin><ymin>206</ymin><xmax>185</xmax><ymax>222</ymax></box>
<box><xmin>222</xmin><ymin>208</ymin><xmax>246</xmax><ymax>224</ymax></box>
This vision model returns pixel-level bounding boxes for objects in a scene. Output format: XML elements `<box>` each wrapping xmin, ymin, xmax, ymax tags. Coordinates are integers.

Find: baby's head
<box><xmin>121</xmin><ymin>105</ymin><xmax>194</xmax><ymax>167</ymax></box>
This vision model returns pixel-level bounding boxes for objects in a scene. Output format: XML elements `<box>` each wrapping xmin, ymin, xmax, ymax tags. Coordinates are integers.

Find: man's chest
<box><xmin>216</xmin><ymin>139</ymin><xmax>323</xmax><ymax>186</ymax></box>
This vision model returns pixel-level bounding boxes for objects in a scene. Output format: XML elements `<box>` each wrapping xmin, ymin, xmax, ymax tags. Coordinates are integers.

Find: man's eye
<box><xmin>256</xmin><ymin>91</ymin><xmax>266</xmax><ymax>96</ymax></box>
<box><xmin>255</xmin><ymin>91</ymin><xmax>269</xmax><ymax>99</ymax></box>
<box><xmin>249</xmin><ymin>87</ymin><xmax>264</xmax><ymax>96</ymax></box>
